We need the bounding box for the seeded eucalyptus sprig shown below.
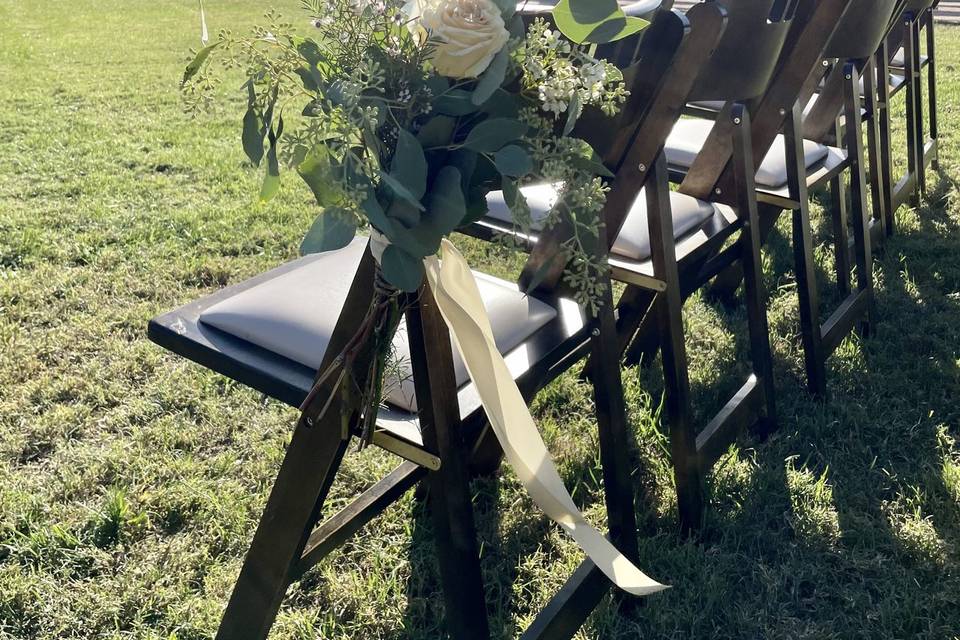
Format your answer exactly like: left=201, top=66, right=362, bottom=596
left=181, top=0, right=643, bottom=311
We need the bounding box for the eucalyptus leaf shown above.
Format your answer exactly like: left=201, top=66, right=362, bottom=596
left=523, top=249, right=568, bottom=297
left=570, top=151, right=614, bottom=178
left=259, top=115, right=284, bottom=203
left=551, top=0, right=647, bottom=44
left=586, top=16, right=648, bottom=44
left=493, top=145, right=533, bottom=177
left=462, top=187, right=491, bottom=225
left=501, top=176, right=520, bottom=208
left=300, top=208, right=357, bottom=254
left=449, top=149, right=478, bottom=191
left=391, top=129, right=428, bottom=200
left=472, top=46, right=510, bottom=106
left=462, top=118, right=528, bottom=152
left=435, top=89, right=480, bottom=116
left=567, top=0, right=619, bottom=23
left=507, top=13, right=526, bottom=39
left=297, top=148, right=338, bottom=206
left=294, top=66, right=321, bottom=93
left=387, top=199, right=421, bottom=228
left=381, top=245, right=425, bottom=292
left=425, top=166, right=466, bottom=235
left=380, top=171, right=426, bottom=211
left=296, top=38, right=324, bottom=65
left=479, top=89, right=520, bottom=119
left=563, top=90, right=582, bottom=137
left=242, top=81, right=265, bottom=166
left=181, top=42, right=220, bottom=87
left=389, top=223, right=439, bottom=258
left=417, top=115, right=455, bottom=148
left=361, top=192, right=395, bottom=236
left=491, top=0, right=516, bottom=20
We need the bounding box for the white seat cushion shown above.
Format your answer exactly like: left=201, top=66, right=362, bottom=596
left=485, top=184, right=716, bottom=262
left=198, top=239, right=557, bottom=413
left=665, top=118, right=829, bottom=189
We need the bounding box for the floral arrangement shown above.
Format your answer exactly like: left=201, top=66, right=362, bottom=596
left=181, top=0, right=646, bottom=443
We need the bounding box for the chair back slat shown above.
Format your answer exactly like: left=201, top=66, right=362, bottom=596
left=687, top=0, right=796, bottom=102
left=824, top=0, right=907, bottom=59
left=678, top=0, right=853, bottom=201
left=803, top=0, right=907, bottom=141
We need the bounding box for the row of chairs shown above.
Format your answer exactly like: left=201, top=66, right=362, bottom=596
left=148, top=0, right=942, bottom=637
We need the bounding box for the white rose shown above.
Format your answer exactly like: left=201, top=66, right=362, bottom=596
left=408, top=0, right=511, bottom=79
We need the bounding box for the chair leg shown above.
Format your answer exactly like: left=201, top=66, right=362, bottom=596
left=216, top=403, right=352, bottom=639
left=591, top=250, right=641, bottom=562
left=842, top=62, right=876, bottom=338
left=875, top=42, right=896, bottom=236
left=216, top=249, right=382, bottom=640
left=731, top=107, right=777, bottom=437
left=911, top=15, right=926, bottom=198
left=783, top=107, right=828, bottom=397
left=646, top=153, right=703, bottom=534
left=903, top=14, right=921, bottom=207
left=407, top=288, right=491, bottom=640
left=925, top=7, right=939, bottom=172
left=861, top=57, right=887, bottom=243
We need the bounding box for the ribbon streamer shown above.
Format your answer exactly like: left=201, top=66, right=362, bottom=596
left=423, top=239, right=667, bottom=596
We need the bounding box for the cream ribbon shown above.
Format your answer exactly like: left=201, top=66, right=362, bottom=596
left=422, top=238, right=667, bottom=597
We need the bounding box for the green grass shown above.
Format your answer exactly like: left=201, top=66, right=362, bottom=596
left=1, top=1, right=960, bottom=638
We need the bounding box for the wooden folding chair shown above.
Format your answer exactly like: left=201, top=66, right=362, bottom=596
left=884, top=0, right=941, bottom=218
left=641, top=0, right=908, bottom=398
left=470, top=0, right=796, bottom=532
left=148, top=9, right=698, bottom=640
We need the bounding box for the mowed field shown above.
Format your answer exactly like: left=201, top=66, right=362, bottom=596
left=1, top=1, right=960, bottom=638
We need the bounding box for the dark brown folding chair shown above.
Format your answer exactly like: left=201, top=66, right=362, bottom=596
left=642, top=0, right=907, bottom=398
left=883, top=0, right=941, bottom=219
left=148, top=9, right=704, bottom=640
left=471, top=0, right=797, bottom=532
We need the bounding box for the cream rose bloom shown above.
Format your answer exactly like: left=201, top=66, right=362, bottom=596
left=408, top=0, right=511, bottom=79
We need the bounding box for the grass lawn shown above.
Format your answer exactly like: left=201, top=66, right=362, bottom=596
left=1, top=1, right=960, bottom=638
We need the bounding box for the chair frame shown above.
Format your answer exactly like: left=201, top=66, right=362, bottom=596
left=472, top=0, right=789, bottom=532
left=886, top=0, right=941, bottom=219
left=148, top=8, right=710, bottom=639
left=644, top=0, right=908, bottom=397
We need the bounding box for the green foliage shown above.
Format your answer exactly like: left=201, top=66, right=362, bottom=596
left=552, top=0, right=649, bottom=45
left=462, top=117, right=528, bottom=153
left=180, top=1, right=631, bottom=310
left=380, top=244, right=424, bottom=292
left=300, top=208, right=358, bottom=254
left=493, top=145, right=533, bottom=177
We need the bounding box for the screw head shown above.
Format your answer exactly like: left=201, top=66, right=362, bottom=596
left=305, top=416, right=315, bottom=427
left=591, top=328, right=601, bottom=337
left=733, top=117, right=741, bottom=125
left=715, top=187, right=722, bottom=195
left=638, top=163, right=646, bottom=172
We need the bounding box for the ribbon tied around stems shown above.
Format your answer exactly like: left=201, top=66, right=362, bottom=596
left=370, top=230, right=666, bottom=596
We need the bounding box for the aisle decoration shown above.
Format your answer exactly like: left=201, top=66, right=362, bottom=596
left=182, top=0, right=665, bottom=595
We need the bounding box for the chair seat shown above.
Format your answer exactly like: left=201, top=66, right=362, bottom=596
left=891, top=47, right=929, bottom=69
left=665, top=118, right=830, bottom=189
left=485, top=183, right=717, bottom=261
left=199, top=239, right=558, bottom=412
